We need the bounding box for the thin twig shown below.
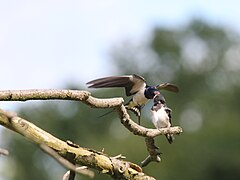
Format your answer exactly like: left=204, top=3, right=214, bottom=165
left=40, top=144, right=94, bottom=178
left=68, top=170, right=76, bottom=180
left=63, top=167, right=88, bottom=180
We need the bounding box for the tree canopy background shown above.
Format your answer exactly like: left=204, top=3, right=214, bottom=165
left=1, top=19, right=240, bottom=180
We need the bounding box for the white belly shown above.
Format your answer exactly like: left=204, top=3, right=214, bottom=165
left=151, top=107, right=171, bottom=129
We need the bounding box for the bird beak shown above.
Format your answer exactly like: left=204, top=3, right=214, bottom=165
left=153, top=91, right=160, bottom=98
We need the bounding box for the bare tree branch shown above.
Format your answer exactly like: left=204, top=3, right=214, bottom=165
left=116, top=104, right=182, bottom=138
left=141, top=138, right=161, bottom=167
left=0, top=89, right=182, bottom=137
left=0, top=109, right=155, bottom=180
left=0, top=89, right=123, bottom=108
left=116, top=103, right=182, bottom=165
left=0, top=89, right=90, bottom=102
left=0, top=89, right=183, bottom=178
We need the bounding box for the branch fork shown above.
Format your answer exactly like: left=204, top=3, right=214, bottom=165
left=0, top=89, right=183, bottom=179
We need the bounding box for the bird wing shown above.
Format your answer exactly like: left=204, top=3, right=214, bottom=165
left=86, top=74, right=146, bottom=96
left=165, top=107, right=172, bottom=124
left=156, top=83, right=179, bottom=93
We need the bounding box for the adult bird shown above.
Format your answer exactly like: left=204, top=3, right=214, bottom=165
left=86, top=74, right=179, bottom=124
left=150, top=94, right=174, bottom=144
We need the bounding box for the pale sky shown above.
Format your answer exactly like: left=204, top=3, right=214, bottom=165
left=1, top=0, right=240, bottom=110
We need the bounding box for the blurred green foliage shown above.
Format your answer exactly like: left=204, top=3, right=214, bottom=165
left=1, top=19, right=240, bottom=179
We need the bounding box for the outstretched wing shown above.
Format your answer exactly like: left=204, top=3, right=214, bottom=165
left=156, top=83, right=179, bottom=93
left=86, top=74, right=146, bottom=96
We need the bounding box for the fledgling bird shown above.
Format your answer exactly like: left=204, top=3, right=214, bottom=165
left=150, top=94, right=174, bottom=144
left=86, top=74, right=179, bottom=124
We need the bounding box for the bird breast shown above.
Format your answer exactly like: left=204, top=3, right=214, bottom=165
left=151, top=107, right=171, bottom=129
left=132, top=88, right=148, bottom=106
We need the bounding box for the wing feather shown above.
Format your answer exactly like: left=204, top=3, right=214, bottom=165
left=86, top=74, right=146, bottom=96
left=156, top=83, right=179, bottom=93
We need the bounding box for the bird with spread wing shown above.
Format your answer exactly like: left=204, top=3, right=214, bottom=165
left=86, top=74, right=179, bottom=124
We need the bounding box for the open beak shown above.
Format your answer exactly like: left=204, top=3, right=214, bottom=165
left=153, top=91, right=160, bottom=98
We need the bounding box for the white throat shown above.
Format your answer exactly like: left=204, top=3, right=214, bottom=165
left=133, top=88, right=148, bottom=106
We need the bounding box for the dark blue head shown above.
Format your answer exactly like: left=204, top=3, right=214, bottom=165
left=144, top=86, right=160, bottom=99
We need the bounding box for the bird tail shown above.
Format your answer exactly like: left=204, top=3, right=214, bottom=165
left=98, top=108, right=115, bottom=118
left=165, top=134, right=174, bottom=144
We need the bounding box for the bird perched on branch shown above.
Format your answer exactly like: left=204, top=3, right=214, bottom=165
left=150, top=94, right=174, bottom=144
left=87, top=74, right=179, bottom=124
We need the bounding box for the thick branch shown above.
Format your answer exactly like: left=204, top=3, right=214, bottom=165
left=0, top=109, right=155, bottom=180
left=0, top=89, right=90, bottom=101
left=0, top=89, right=123, bottom=108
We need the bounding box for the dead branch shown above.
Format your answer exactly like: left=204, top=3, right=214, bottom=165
left=141, top=138, right=161, bottom=167
left=116, top=104, right=182, bottom=164
left=0, top=109, right=155, bottom=180
left=0, top=89, right=90, bottom=102
left=0, top=89, right=123, bottom=108
left=0, top=89, right=183, bottom=179
left=116, top=104, right=182, bottom=138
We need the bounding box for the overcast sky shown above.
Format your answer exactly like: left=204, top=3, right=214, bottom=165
left=1, top=0, right=240, bottom=110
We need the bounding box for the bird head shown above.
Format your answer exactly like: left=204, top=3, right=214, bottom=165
left=153, top=94, right=166, bottom=105
left=144, top=86, right=160, bottom=99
